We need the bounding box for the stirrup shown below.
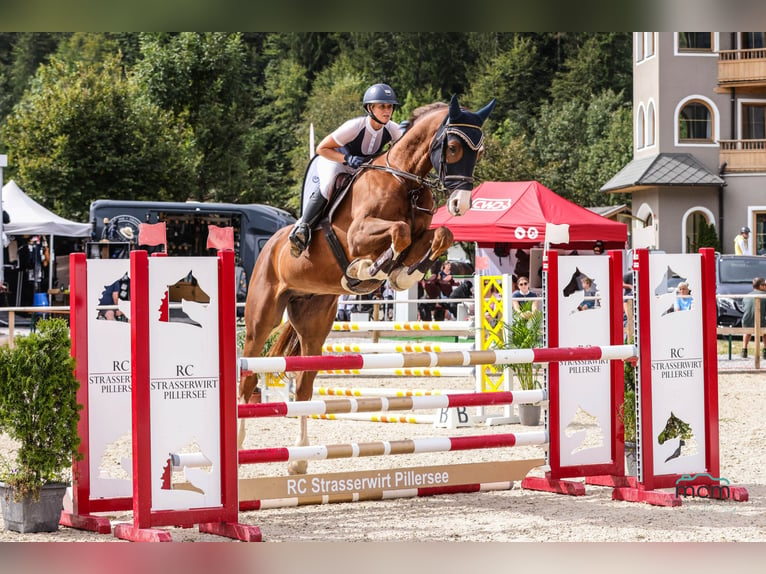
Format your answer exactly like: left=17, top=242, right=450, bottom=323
left=289, top=224, right=310, bottom=257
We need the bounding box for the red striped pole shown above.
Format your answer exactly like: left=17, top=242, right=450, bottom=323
left=240, top=344, right=636, bottom=375
left=237, top=390, right=546, bottom=420
left=236, top=431, right=548, bottom=465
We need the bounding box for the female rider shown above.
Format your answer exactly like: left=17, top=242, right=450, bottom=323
left=289, top=83, right=404, bottom=257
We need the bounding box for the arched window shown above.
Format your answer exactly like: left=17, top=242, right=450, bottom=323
left=634, top=204, right=657, bottom=249
left=679, top=101, right=713, bottom=142
left=637, top=106, right=646, bottom=148
left=647, top=102, right=656, bottom=146
left=683, top=208, right=717, bottom=254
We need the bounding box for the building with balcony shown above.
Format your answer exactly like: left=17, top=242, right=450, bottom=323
left=602, top=32, right=766, bottom=256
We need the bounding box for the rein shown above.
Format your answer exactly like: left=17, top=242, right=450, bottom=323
left=359, top=115, right=485, bottom=212
left=360, top=162, right=444, bottom=208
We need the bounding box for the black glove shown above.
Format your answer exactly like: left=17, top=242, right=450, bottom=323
left=344, top=154, right=365, bottom=169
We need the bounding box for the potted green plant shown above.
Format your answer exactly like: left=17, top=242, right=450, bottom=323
left=501, top=308, right=544, bottom=426
left=0, top=318, right=82, bottom=533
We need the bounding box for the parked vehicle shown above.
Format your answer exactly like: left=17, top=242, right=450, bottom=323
left=89, top=200, right=295, bottom=309
left=715, top=253, right=766, bottom=327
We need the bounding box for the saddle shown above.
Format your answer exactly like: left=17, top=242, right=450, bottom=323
left=299, top=160, right=383, bottom=294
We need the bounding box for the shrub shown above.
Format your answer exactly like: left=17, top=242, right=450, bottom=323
left=0, top=318, right=81, bottom=501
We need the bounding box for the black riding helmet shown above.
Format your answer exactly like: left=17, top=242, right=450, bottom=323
left=363, top=83, right=399, bottom=125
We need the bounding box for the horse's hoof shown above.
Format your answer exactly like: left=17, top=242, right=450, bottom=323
left=237, top=419, right=247, bottom=450
left=348, top=258, right=385, bottom=281
left=288, top=460, right=308, bottom=475
left=389, top=267, right=424, bottom=291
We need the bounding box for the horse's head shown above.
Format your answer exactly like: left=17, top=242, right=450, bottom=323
left=430, top=95, right=496, bottom=216
left=168, top=270, right=211, bottom=304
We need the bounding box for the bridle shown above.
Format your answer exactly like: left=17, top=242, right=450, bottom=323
left=358, top=113, right=485, bottom=214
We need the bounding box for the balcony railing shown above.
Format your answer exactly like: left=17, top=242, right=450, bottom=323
left=719, top=48, right=766, bottom=87
left=720, top=139, right=766, bottom=172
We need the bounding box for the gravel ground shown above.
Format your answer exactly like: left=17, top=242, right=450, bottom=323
left=1, top=370, right=763, bottom=544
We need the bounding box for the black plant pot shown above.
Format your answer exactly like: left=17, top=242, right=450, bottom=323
left=0, top=482, right=67, bottom=533
left=518, top=403, right=541, bottom=426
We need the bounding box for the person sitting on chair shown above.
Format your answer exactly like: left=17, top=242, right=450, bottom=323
left=288, top=83, right=404, bottom=257
left=512, top=276, right=538, bottom=319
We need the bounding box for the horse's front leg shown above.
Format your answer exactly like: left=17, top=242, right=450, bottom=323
left=286, top=294, right=338, bottom=475
left=288, top=371, right=317, bottom=475
left=388, top=226, right=454, bottom=291
left=346, top=217, right=411, bottom=281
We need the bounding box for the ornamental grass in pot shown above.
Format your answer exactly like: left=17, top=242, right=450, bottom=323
left=0, top=318, right=82, bottom=532
left=501, top=308, right=544, bottom=426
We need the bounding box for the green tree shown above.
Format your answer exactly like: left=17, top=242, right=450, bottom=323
left=0, top=32, right=66, bottom=121
left=247, top=53, right=310, bottom=207
left=573, top=96, right=633, bottom=205
left=0, top=55, right=199, bottom=221
left=338, top=33, right=473, bottom=99
left=286, top=57, right=369, bottom=213
left=696, top=219, right=721, bottom=251
left=466, top=35, right=548, bottom=136
left=531, top=90, right=631, bottom=207
left=265, top=33, right=340, bottom=81
left=53, top=33, right=140, bottom=69
left=135, top=32, right=255, bottom=203
left=550, top=33, right=632, bottom=106
left=474, top=123, right=537, bottom=184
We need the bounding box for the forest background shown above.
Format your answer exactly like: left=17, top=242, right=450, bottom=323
left=0, top=32, right=633, bottom=222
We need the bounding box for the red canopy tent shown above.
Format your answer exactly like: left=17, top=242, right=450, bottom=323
left=430, top=180, right=627, bottom=250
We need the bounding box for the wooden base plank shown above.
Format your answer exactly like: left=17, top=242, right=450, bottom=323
left=520, top=475, right=587, bottom=496
left=60, top=511, right=113, bottom=534
left=238, top=459, right=544, bottom=504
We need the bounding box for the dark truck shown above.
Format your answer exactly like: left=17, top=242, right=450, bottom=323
left=715, top=253, right=766, bottom=327
left=89, top=199, right=295, bottom=305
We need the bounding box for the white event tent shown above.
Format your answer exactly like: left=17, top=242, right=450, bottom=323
left=1, top=180, right=91, bottom=297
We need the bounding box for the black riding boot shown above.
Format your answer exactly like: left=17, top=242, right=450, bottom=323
left=289, top=191, right=329, bottom=257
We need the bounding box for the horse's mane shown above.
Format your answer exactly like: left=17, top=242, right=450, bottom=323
left=406, top=101, right=447, bottom=126
left=384, top=101, right=447, bottom=153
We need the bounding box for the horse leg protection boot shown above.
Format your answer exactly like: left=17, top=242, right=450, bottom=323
left=289, top=191, right=329, bottom=257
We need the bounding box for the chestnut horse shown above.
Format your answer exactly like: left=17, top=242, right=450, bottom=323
left=239, top=95, right=495, bottom=473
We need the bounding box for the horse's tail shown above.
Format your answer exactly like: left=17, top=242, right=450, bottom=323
left=265, top=321, right=301, bottom=358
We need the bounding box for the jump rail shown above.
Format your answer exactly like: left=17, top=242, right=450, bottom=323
left=331, top=320, right=473, bottom=332
left=240, top=344, right=637, bottom=375
left=322, top=342, right=474, bottom=353
left=309, top=413, right=436, bottom=424
left=237, top=390, right=546, bottom=419
left=316, top=386, right=457, bottom=397
left=198, top=431, right=550, bottom=466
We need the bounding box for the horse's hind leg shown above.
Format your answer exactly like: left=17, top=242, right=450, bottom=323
left=285, top=294, right=339, bottom=475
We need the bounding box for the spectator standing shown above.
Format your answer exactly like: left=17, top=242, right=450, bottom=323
left=447, top=279, right=474, bottom=320
left=741, top=276, right=766, bottom=359
left=734, top=226, right=752, bottom=255
left=592, top=240, right=605, bottom=255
